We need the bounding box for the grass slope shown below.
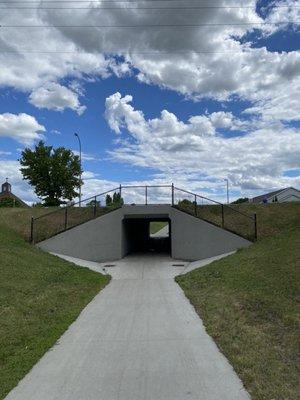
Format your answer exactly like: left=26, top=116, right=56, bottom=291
left=0, top=225, right=110, bottom=399
left=235, top=202, right=300, bottom=238
left=0, top=206, right=119, bottom=243
left=0, top=208, right=50, bottom=241
left=177, top=202, right=300, bottom=240
left=177, top=227, right=300, bottom=400
left=149, top=221, right=168, bottom=234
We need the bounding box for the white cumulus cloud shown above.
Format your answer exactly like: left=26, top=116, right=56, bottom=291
left=0, top=0, right=299, bottom=121
left=0, top=113, right=45, bottom=145
left=105, top=92, right=300, bottom=195
left=29, top=82, right=86, bottom=114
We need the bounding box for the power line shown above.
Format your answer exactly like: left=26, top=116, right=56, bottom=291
left=1, top=5, right=299, bottom=9
left=0, top=49, right=294, bottom=54
left=0, top=50, right=256, bottom=54
left=1, top=22, right=298, bottom=28
left=0, top=0, right=265, bottom=2
left=0, top=0, right=296, bottom=4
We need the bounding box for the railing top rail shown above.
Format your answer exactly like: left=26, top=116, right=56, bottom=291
left=32, top=183, right=254, bottom=222
left=121, top=184, right=172, bottom=189
left=33, top=186, right=120, bottom=221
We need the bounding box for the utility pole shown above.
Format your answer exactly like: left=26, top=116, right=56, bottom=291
left=225, top=178, right=229, bottom=204
left=74, top=132, right=82, bottom=207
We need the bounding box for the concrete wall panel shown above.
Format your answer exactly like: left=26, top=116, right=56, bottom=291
left=38, top=208, right=124, bottom=262
left=170, top=208, right=251, bottom=260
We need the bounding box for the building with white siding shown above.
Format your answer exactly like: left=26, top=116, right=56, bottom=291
left=250, top=187, right=300, bottom=204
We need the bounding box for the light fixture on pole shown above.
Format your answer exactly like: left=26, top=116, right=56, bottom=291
left=225, top=178, right=229, bottom=204
left=74, top=132, right=82, bottom=207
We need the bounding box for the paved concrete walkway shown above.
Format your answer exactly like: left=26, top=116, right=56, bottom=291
left=6, top=254, right=250, bottom=400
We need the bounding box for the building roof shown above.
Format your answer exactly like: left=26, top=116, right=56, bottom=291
left=251, top=187, right=298, bottom=203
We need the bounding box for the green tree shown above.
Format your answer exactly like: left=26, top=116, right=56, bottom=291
left=87, top=199, right=101, bottom=207
left=232, top=197, right=249, bottom=204
left=106, top=194, right=112, bottom=206
left=178, top=199, right=193, bottom=208
left=20, top=141, right=82, bottom=207
left=106, top=192, right=124, bottom=207
left=113, top=192, right=124, bottom=206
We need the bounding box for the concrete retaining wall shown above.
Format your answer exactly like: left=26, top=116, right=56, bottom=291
left=170, top=207, right=250, bottom=260
left=38, top=208, right=124, bottom=262
left=38, top=205, right=251, bottom=262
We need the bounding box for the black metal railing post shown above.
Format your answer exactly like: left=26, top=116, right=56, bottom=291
left=194, top=194, right=197, bottom=216
left=119, top=184, right=122, bottom=198
left=254, top=213, right=257, bottom=241
left=64, top=207, right=68, bottom=231
left=171, top=183, right=174, bottom=206
left=221, top=204, right=224, bottom=228
left=93, top=196, right=97, bottom=217
left=30, top=216, right=34, bottom=244
left=145, top=186, right=148, bottom=205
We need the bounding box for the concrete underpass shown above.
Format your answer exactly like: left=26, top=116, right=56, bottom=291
left=38, top=205, right=251, bottom=262
left=123, top=217, right=171, bottom=256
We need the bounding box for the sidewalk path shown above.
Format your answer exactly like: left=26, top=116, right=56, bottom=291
left=6, top=254, right=250, bottom=400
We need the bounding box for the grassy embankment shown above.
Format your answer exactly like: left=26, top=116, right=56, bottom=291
left=0, top=221, right=110, bottom=399
left=0, top=205, right=118, bottom=243
left=177, top=201, right=300, bottom=240
left=177, top=203, right=300, bottom=400
left=149, top=221, right=168, bottom=234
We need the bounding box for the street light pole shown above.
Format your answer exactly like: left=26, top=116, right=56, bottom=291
left=225, top=178, right=229, bottom=204
left=74, top=133, right=82, bottom=207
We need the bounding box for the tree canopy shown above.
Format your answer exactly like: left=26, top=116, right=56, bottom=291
left=106, top=192, right=124, bottom=207
left=20, top=141, right=82, bottom=206
left=232, top=197, right=249, bottom=204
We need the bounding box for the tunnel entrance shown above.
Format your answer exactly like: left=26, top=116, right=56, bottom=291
left=123, top=217, right=171, bottom=256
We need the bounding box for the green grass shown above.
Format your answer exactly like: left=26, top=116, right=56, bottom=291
left=176, top=202, right=300, bottom=241
left=149, top=221, right=168, bottom=234
left=0, top=224, right=110, bottom=399
left=0, top=208, right=51, bottom=241
left=0, top=205, right=118, bottom=243
left=177, top=226, right=300, bottom=399
left=238, top=202, right=300, bottom=238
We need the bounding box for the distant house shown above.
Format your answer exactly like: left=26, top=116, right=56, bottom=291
left=250, top=187, right=300, bottom=204
left=0, top=179, right=29, bottom=207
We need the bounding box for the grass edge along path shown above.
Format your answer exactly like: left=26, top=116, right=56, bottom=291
left=0, top=225, right=110, bottom=400
left=176, top=228, right=300, bottom=400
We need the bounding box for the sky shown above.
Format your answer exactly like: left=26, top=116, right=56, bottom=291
left=0, top=0, right=299, bottom=205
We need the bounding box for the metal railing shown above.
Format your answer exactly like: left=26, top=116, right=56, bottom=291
left=172, top=186, right=257, bottom=241
left=30, top=187, right=120, bottom=243
left=30, top=183, right=257, bottom=243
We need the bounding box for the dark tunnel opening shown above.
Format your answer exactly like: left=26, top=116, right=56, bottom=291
left=123, top=217, right=171, bottom=256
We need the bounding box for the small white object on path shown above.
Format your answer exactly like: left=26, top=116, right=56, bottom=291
left=5, top=253, right=250, bottom=400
